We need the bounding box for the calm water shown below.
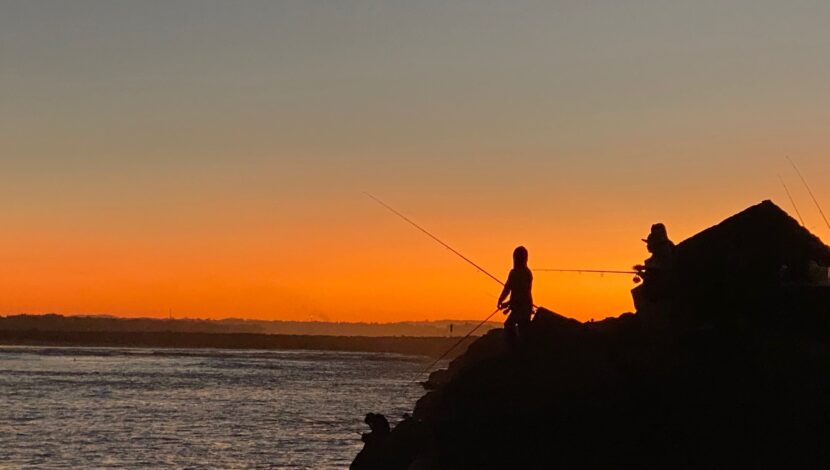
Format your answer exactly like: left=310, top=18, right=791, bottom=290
left=0, top=346, right=434, bottom=469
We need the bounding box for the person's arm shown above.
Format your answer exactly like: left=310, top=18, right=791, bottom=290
left=498, top=270, right=513, bottom=309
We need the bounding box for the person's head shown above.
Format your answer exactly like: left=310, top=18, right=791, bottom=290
left=513, top=246, right=529, bottom=268
left=643, top=223, right=669, bottom=247
left=649, top=223, right=668, bottom=239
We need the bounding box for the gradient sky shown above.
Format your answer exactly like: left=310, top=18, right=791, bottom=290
left=2, top=1, right=829, bottom=322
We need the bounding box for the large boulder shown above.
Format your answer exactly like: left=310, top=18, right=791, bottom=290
left=674, top=200, right=830, bottom=315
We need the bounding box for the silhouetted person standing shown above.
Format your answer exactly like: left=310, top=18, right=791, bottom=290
left=499, top=246, right=534, bottom=349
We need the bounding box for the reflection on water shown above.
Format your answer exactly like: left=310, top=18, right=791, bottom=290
left=0, top=346, right=433, bottom=469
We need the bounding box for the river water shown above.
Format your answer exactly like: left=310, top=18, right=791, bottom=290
left=0, top=346, right=432, bottom=469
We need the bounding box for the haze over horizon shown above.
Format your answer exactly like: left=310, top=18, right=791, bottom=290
left=3, top=1, right=830, bottom=322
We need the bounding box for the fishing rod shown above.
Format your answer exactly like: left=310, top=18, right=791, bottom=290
left=787, top=156, right=830, bottom=232
left=778, top=174, right=806, bottom=226
left=410, top=307, right=501, bottom=384
left=364, top=192, right=504, bottom=286
left=536, top=269, right=637, bottom=275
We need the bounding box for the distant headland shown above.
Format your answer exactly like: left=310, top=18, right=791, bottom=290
left=0, top=314, right=497, bottom=357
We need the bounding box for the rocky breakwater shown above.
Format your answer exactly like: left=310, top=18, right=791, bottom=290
left=352, top=201, right=830, bottom=469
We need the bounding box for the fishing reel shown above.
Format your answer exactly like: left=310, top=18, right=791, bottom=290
left=632, top=265, right=644, bottom=284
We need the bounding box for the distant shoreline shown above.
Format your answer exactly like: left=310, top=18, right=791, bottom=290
left=0, top=330, right=477, bottom=358
left=0, top=313, right=499, bottom=338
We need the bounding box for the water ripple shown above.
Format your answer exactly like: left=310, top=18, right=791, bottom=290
left=0, top=346, right=436, bottom=469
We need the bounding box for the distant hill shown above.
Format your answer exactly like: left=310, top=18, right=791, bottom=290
left=0, top=314, right=499, bottom=337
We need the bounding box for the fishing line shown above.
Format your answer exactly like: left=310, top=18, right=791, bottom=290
left=778, top=174, right=806, bottom=226
left=787, top=156, right=830, bottom=232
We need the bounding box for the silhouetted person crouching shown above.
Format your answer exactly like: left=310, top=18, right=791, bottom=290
left=499, top=246, right=534, bottom=349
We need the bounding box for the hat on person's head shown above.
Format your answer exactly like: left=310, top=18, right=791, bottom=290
left=642, top=223, right=669, bottom=243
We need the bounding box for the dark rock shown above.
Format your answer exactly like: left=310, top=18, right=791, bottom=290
left=352, top=201, right=830, bottom=469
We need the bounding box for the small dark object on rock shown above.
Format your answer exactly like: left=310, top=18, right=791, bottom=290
left=361, top=413, right=390, bottom=444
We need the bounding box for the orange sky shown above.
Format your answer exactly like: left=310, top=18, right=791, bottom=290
left=2, top=2, right=830, bottom=322
left=2, top=178, right=828, bottom=323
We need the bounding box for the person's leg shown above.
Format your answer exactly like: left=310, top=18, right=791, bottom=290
left=504, top=314, right=518, bottom=349
left=517, top=314, right=531, bottom=344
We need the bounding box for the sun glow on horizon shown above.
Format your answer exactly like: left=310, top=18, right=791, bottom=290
left=2, top=2, right=830, bottom=323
